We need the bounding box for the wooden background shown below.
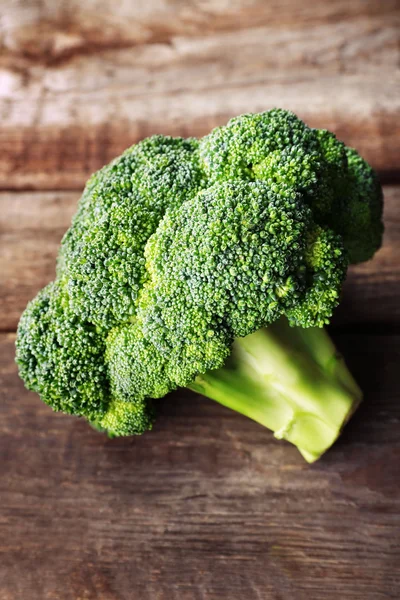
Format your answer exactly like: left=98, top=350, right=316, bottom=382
left=1, top=1, right=400, bottom=598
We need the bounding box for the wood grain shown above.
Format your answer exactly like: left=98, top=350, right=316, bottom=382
left=0, top=186, right=398, bottom=332
left=3, top=0, right=399, bottom=60
left=1, top=3, right=400, bottom=597
left=1, top=331, right=400, bottom=599
left=0, top=192, right=77, bottom=331
left=1, top=10, right=399, bottom=189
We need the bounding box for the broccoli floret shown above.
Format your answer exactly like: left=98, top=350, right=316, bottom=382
left=92, top=397, right=155, bottom=437
left=285, top=225, right=347, bottom=327
left=16, top=281, right=109, bottom=419
left=200, top=110, right=343, bottom=222
left=59, top=136, right=205, bottom=328
left=16, top=281, right=154, bottom=434
left=106, top=322, right=173, bottom=401
left=200, top=109, right=383, bottom=262
left=16, top=109, right=383, bottom=460
left=333, top=148, right=384, bottom=263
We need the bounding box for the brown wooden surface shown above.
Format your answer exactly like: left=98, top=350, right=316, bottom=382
left=1, top=332, right=400, bottom=599
left=1, top=1, right=400, bottom=598
left=1, top=2, right=399, bottom=189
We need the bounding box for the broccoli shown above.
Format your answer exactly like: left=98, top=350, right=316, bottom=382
left=58, top=136, right=205, bottom=328
left=16, top=109, right=383, bottom=462
left=16, top=281, right=154, bottom=436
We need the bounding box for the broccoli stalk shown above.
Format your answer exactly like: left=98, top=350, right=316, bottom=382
left=189, top=319, right=361, bottom=462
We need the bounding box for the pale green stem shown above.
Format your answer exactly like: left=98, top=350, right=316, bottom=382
left=189, top=318, right=362, bottom=462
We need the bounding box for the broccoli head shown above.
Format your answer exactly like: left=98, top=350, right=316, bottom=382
left=16, top=110, right=383, bottom=461
left=111, top=181, right=346, bottom=397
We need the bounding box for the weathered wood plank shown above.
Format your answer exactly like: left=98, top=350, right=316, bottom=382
left=3, top=0, right=399, bottom=60
left=1, top=14, right=399, bottom=189
left=0, top=192, right=77, bottom=331
left=1, top=331, right=400, bottom=599
left=0, top=186, right=398, bottom=331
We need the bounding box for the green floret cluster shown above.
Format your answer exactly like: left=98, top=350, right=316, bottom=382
left=16, top=281, right=109, bottom=420
left=58, top=136, right=205, bottom=328
left=200, top=109, right=382, bottom=262
left=127, top=181, right=346, bottom=397
left=16, top=109, right=383, bottom=461
left=16, top=281, right=153, bottom=435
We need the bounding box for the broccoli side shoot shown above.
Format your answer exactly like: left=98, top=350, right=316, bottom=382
left=59, top=136, right=205, bottom=329
left=333, top=148, right=384, bottom=263
left=16, top=282, right=154, bottom=436
left=16, top=282, right=109, bottom=419
left=200, top=109, right=383, bottom=263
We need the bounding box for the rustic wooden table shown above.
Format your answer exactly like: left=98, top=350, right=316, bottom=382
left=1, top=1, right=400, bottom=598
